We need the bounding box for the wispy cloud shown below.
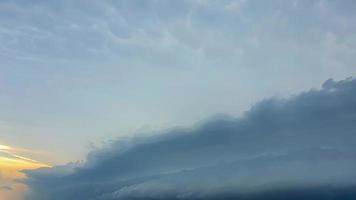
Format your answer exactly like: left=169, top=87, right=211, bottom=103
left=0, top=144, right=50, bottom=200
left=0, top=144, right=50, bottom=167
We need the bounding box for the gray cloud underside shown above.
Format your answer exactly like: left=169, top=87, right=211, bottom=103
left=24, top=77, right=356, bottom=200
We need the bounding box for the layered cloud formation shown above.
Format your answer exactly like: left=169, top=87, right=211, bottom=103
left=24, top=77, right=356, bottom=200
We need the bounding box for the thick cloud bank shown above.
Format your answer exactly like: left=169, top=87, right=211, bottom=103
left=25, top=78, right=356, bottom=200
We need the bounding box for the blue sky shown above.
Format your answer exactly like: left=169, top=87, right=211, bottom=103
left=1, top=0, right=356, bottom=164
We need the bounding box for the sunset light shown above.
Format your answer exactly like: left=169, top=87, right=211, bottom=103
left=0, top=143, right=50, bottom=200
left=0, top=144, right=11, bottom=150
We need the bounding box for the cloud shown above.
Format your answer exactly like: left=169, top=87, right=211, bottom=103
left=0, top=144, right=50, bottom=168
left=1, top=0, right=356, bottom=70
left=0, top=186, right=13, bottom=191
left=24, top=77, right=356, bottom=200
left=1, top=0, right=356, bottom=164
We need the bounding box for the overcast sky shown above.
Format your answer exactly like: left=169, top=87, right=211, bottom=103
left=1, top=0, right=356, bottom=164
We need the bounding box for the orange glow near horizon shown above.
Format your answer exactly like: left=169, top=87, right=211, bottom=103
left=0, top=143, right=50, bottom=200
left=0, top=144, right=11, bottom=150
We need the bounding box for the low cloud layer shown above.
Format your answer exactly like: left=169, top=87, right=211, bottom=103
left=25, top=77, right=356, bottom=200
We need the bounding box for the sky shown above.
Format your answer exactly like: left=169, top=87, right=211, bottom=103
left=24, top=77, right=356, bottom=200
left=0, top=0, right=356, bottom=200
left=0, top=144, right=49, bottom=200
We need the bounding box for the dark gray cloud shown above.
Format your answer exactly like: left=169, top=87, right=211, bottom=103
left=24, top=77, right=356, bottom=200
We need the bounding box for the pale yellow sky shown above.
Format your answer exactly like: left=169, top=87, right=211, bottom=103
left=0, top=144, right=50, bottom=200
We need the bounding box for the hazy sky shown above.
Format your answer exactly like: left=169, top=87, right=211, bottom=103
left=1, top=0, right=356, bottom=166
left=1, top=1, right=356, bottom=200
